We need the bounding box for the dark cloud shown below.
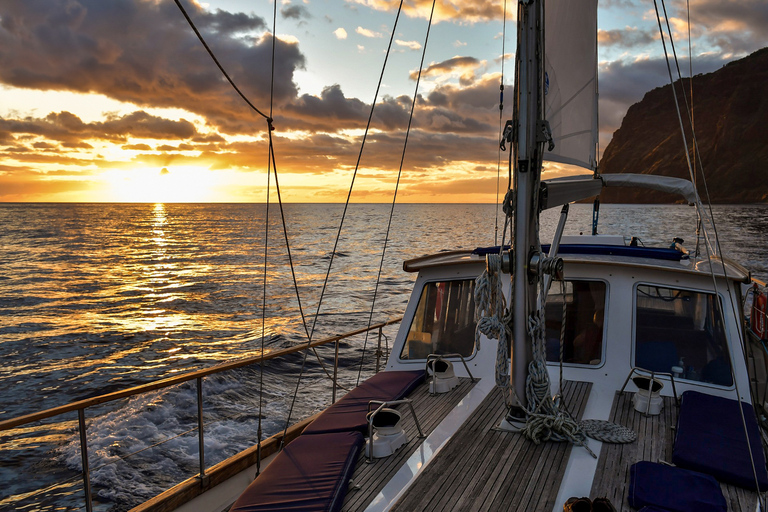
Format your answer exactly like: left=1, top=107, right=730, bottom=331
left=0, top=0, right=304, bottom=133
left=597, top=53, right=728, bottom=151
left=412, top=56, right=481, bottom=80
left=281, top=5, right=311, bottom=20
left=686, top=0, right=768, bottom=55
left=598, top=28, right=655, bottom=48
left=0, top=110, right=198, bottom=143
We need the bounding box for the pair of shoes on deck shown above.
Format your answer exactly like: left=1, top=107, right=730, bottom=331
left=564, top=497, right=616, bottom=512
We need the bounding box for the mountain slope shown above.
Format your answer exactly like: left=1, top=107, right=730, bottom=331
left=599, top=48, right=768, bottom=203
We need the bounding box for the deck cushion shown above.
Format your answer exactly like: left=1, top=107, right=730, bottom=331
left=303, top=370, right=425, bottom=435
left=230, top=431, right=364, bottom=512
left=628, top=461, right=726, bottom=512
left=672, top=390, right=768, bottom=491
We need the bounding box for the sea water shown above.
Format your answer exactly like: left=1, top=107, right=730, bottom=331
left=1, top=202, right=767, bottom=511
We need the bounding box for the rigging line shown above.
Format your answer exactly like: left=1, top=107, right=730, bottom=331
left=495, top=0, right=509, bottom=246
left=279, top=0, right=407, bottom=441
left=173, top=0, right=269, bottom=120
left=355, top=0, right=438, bottom=386
left=656, top=0, right=715, bottom=258
left=257, top=0, right=279, bottom=475
left=654, top=2, right=763, bottom=503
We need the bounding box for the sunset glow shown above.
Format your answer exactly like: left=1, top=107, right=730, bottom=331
left=0, top=0, right=765, bottom=203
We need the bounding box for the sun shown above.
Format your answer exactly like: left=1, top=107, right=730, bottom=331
left=103, top=166, right=223, bottom=202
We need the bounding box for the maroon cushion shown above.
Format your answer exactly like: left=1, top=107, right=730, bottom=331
left=230, top=431, right=364, bottom=512
left=303, top=370, right=425, bottom=435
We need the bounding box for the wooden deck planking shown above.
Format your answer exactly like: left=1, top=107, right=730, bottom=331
left=590, top=392, right=761, bottom=512
left=391, top=380, right=593, bottom=512
left=341, top=378, right=476, bottom=511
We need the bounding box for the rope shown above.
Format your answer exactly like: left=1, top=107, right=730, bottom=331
left=355, top=0, right=437, bottom=386
left=474, top=253, right=512, bottom=388
left=579, top=419, right=637, bottom=444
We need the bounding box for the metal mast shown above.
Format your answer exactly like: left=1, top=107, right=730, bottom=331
left=509, top=0, right=546, bottom=412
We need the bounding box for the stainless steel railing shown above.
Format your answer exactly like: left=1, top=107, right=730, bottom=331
left=0, top=317, right=402, bottom=512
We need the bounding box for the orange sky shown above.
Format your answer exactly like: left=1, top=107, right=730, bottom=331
left=1, top=0, right=765, bottom=203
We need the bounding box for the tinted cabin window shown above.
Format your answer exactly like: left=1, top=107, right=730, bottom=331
left=401, top=279, right=476, bottom=360
left=634, top=285, right=732, bottom=386
left=545, top=281, right=606, bottom=365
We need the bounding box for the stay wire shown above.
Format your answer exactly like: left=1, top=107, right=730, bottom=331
left=175, top=0, right=345, bottom=455
left=355, top=0, right=438, bottom=386
left=495, top=0, right=509, bottom=246
left=280, top=0, right=406, bottom=442
left=173, top=0, right=269, bottom=120
left=654, top=2, right=763, bottom=504
left=256, top=0, right=279, bottom=476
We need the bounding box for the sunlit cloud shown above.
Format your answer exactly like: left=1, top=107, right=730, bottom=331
left=396, top=40, right=422, bottom=50
left=334, top=27, right=348, bottom=39
left=356, top=26, right=383, bottom=38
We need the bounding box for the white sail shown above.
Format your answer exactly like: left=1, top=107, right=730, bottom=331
left=543, top=0, right=599, bottom=170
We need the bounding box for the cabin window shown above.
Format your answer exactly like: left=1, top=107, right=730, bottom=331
left=545, top=280, right=607, bottom=365
left=400, top=279, right=476, bottom=360
left=634, top=285, right=732, bottom=386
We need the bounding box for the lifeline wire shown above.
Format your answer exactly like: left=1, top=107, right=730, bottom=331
left=355, top=0, right=438, bottom=386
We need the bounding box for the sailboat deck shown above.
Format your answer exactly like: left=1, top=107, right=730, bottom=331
left=342, top=377, right=477, bottom=511
left=387, top=380, right=592, bottom=512
left=591, top=392, right=761, bottom=511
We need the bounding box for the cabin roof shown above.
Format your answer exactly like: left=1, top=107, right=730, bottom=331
left=403, top=245, right=751, bottom=283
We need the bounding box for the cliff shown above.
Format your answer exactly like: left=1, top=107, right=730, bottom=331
left=599, top=47, right=768, bottom=203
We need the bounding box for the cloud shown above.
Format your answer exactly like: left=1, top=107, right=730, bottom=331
left=411, top=56, right=484, bottom=87
left=0, top=111, right=198, bottom=144
left=356, top=26, right=383, bottom=38
left=396, top=39, right=422, bottom=50
left=348, top=0, right=503, bottom=23
left=686, top=0, right=768, bottom=55
left=334, top=27, right=348, bottom=39
left=0, top=0, right=305, bottom=134
left=598, top=27, right=655, bottom=48
left=281, top=5, right=311, bottom=20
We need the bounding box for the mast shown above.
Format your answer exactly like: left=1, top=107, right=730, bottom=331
left=509, top=0, right=546, bottom=412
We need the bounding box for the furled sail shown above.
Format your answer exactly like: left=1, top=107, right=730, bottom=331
left=543, top=0, right=598, bottom=170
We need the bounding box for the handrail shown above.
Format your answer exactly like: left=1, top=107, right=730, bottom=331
left=0, top=316, right=402, bottom=432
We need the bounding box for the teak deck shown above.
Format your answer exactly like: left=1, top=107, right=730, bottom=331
left=342, top=377, right=477, bottom=511
left=591, top=392, right=761, bottom=511
left=386, top=380, right=592, bottom=512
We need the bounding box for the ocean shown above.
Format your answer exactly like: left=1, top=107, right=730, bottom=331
left=1, top=202, right=767, bottom=511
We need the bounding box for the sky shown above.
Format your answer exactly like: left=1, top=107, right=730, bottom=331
left=0, top=0, right=766, bottom=203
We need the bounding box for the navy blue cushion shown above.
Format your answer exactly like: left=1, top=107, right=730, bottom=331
left=230, top=431, right=364, bottom=512
left=629, top=461, right=726, bottom=512
left=672, top=390, right=768, bottom=491
left=303, top=370, right=425, bottom=435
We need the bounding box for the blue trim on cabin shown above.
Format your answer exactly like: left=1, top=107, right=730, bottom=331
left=473, top=244, right=688, bottom=261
